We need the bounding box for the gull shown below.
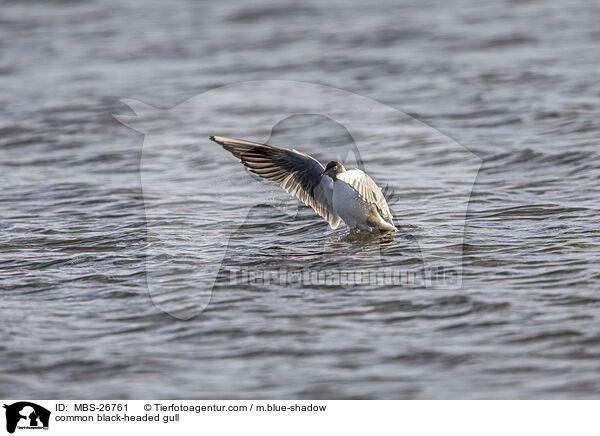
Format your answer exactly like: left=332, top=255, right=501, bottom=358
left=210, top=136, right=398, bottom=233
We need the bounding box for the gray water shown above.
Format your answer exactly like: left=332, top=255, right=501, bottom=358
left=1, top=0, right=599, bottom=399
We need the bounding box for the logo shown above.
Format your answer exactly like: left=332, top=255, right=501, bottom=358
left=115, top=80, right=481, bottom=320
left=3, top=402, right=50, bottom=434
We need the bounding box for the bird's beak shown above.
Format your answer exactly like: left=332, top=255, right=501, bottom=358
left=320, top=170, right=325, bottom=177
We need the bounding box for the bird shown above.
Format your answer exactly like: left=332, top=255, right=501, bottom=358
left=210, top=136, right=398, bottom=233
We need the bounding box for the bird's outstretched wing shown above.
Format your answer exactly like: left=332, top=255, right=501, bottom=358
left=210, top=136, right=341, bottom=229
left=337, top=168, right=394, bottom=224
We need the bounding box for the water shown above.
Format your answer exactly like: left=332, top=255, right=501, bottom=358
left=1, top=0, right=599, bottom=399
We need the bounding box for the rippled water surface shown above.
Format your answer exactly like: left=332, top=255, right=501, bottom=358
left=1, top=0, right=599, bottom=398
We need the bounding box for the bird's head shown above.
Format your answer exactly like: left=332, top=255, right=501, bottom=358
left=320, top=161, right=345, bottom=180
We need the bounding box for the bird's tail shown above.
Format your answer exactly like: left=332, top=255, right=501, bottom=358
left=380, top=221, right=398, bottom=233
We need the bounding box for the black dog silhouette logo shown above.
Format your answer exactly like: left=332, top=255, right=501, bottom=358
left=3, top=402, right=50, bottom=434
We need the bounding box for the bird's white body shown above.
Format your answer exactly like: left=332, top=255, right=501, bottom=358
left=332, top=174, right=397, bottom=232
left=333, top=179, right=372, bottom=231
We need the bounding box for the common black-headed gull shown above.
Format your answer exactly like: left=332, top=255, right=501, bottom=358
left=210, top=136, right=398, bottom=233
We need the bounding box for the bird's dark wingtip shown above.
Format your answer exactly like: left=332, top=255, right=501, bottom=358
left=209, top=135, right=216, bottom=142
